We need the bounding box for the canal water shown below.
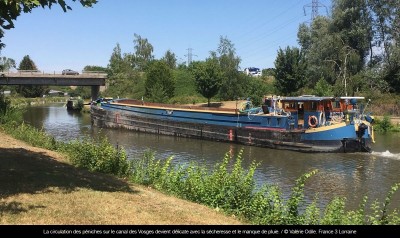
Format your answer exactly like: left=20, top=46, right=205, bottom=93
left=23, top=103, right=400, bottom=210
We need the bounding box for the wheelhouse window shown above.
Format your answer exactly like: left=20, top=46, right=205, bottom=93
left=333, top=100, right=341, bottom=109
left=311, top=102, right=317, bottom=110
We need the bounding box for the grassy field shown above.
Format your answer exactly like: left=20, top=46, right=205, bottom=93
left=0, top=130, right=243, bottom=225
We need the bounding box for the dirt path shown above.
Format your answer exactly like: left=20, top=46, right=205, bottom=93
left=0, top=130, right=242, bottom=225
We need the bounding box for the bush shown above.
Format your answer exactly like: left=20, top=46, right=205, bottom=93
left=61, top=137, right=130, bottom=177
left=0, top=94, right=24, bottom=125
left=374, top=115, right=393, bottom=133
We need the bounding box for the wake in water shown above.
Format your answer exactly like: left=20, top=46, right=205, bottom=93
left=371, top=150, right=400, bottom=160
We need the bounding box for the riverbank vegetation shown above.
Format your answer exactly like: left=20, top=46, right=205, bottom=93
left=9, top=96, right=67, bottom=106
left=374, top=116, right=400, bottom=133
left=1, top=95, right=399, bottom=225
left=0, top=129, right=237, bottom=224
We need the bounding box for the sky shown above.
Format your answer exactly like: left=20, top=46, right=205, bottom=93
left=1, top=0, right=331, bottom=73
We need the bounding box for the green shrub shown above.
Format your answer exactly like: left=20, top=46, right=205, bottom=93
left=374, top=115, right=393, bottom=133
left=61, top=137, right=130, bottom=177
left=0, top=94, right=24, bottom=125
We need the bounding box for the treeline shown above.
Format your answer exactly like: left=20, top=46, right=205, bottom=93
left=1, top=1, right=399, bottom=111
left=100, top=0, right=400, bottom=109
left=275, top=0, right=400, bottom=98
left=103, top=35, right=274, bottom=106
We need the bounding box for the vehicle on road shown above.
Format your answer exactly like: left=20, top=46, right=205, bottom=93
left=62, top=69, right=79, bottom=75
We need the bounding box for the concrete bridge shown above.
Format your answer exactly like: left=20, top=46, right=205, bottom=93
left=0, top=71, right=106, bottom=101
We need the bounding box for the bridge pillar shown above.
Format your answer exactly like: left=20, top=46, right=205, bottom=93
left=91, top=85, right=100, bottom=101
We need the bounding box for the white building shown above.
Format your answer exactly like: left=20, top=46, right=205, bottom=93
left=244, top=67, right=262, bottom=77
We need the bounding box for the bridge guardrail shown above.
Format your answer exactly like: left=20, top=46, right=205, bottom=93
left=16, top=70, right=42, bottom=74
left=0, top=70, right=107, bottom=75
left=1, top=70, right=107, bottom=77
left=1, top=70, right=46, bottom=75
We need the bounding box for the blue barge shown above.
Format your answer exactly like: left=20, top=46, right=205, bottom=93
left=90, top=96, right=374, bottom=153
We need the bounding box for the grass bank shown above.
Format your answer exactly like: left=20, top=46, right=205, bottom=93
left=0, top=129, right=242, bottom=225
left=2, top=121, right=400, bottom=225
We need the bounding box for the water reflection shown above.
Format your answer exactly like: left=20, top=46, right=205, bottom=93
left=23, top=104, right=400, bottom=210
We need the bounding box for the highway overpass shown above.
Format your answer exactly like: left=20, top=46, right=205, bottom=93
left=0, top=71, right=106, bottom=101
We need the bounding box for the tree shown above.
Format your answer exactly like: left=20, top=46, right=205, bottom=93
left=0, top=56, right=16, bottom=93
left=161, top=50, right=177, bottom=70
left=0, top=0, right=97, bottom=50
left=297, top=23, right=312, bottom=54
left=382, top=46, right=400, bottom=92
left=19, top=55, right=37, bottom=70
left=17, top=55, right=48, bottom=97
left=331, top=0, right=373, bottom=71
left=298, top=1, right=374, bottom=90
left=295, top=0, right=400, bottom=94
left=324, top=42, right=359, bottom=96
left=242, top=75, right=273, bottom=106
left=262, top=68, right=275, bottom=77
left=174, top=67, right=197, bottom=98
left=83, top=65, right=106, bottom=72
left=367, top=0, right=399, bottom=63
left=298, top=17, right=339, bottom=86
left=107, top=43, right=127, bottom=77
left=105, top=43, right=142, bottom=99
left=313, top=78, right=333, bottom=96
left=145, top=60, right=174, bottom=102
left=190, top=58, right=223, bottom=107
left=274, top=47, right=307, bottom=95
left=131, top=33, right=154, bottom=71
left=210, top=36, right=242, bottom=100
left=70, top=86, right=91, bottom=99
left=0, top=56, right=16, bottom=71
left=367, top=0, right=400, bottom=93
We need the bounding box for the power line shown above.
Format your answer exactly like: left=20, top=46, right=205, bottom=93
left=232, top=0, right=307, bottom=46
left=236, top=15, right=303, bottom=53
left=185, top=48, right=197, bottom=66
left=303, top=0, right=328, bottom=22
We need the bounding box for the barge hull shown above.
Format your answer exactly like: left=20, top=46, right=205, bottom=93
left=90, top=106, right=365, bottom=153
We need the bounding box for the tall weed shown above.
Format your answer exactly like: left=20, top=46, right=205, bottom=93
left=128, top=150, right=400, bottom=225
left=3, top=122, right=59, bottom=150
left=61, top=137, right=130, bottom=177
left=0, top=94, right=24, bottom=125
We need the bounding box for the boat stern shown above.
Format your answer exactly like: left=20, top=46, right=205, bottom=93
left=302, top=120, right=374, bottom=152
